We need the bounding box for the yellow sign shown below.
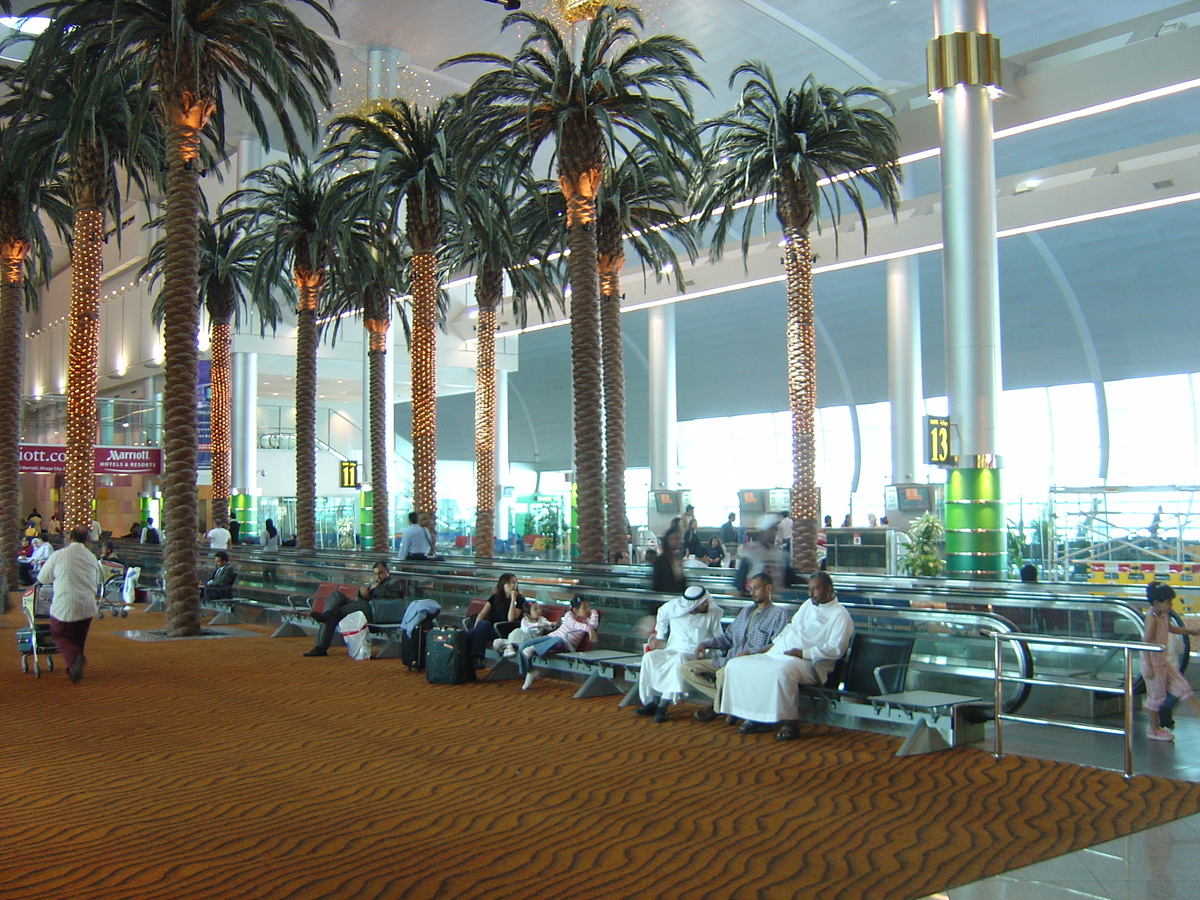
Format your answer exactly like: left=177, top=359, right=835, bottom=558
left=339, top=460, right=359, bottom=489
left=925, top=416, right=952, bottom=466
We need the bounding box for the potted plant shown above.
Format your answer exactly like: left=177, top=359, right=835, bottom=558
left=898, top=512, right=945, bottom=577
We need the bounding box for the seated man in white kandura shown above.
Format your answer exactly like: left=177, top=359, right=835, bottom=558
left=719, top=571, right=854, bottom=741
left=633, top=585, right=725, bottom=723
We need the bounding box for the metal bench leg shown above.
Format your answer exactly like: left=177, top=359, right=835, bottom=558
left=573, top=671, right=624, bottom=699
left=206, top=606, right=243, bottom=626
left=619, top=681, right=648, bottom=710
left=373, top=633, right=403, bottom=659
left=143, top=594, right=165, bottom=613
left=484, top=657, right=522, bottom=681
left=894, top=718, right=952, bottom=757
left=270, top=620, right=311, bottom=638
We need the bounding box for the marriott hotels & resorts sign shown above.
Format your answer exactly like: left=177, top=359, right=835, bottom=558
left=19, top=445, right=164, bottom=475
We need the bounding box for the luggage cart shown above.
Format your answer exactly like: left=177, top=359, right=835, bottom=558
left=18, top=585, right=56, bottom=677
left=97, top=563, right=133, bottom=619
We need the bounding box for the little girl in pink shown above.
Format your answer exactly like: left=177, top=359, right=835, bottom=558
left=1142, top=581, right=1200, bottom=741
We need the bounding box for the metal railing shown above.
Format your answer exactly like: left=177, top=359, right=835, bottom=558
left=992, top=632, right=1161, bottom=779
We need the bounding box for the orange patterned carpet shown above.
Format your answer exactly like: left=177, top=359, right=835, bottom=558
left=3, top=605, right=1199, bottom=900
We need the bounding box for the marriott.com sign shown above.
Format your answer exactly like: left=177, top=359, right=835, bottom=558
left=19, top=445, right=163, bottom=475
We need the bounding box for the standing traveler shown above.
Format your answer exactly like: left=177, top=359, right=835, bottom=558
left=37, top=528, right=102, bottom=684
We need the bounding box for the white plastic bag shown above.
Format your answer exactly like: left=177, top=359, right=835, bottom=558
left=338, top=611, right=372, bottom=661
left=122, top=567, right=141, bottom=606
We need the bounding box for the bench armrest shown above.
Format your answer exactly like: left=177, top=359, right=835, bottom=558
left=873, top=663, right=911, bottom=697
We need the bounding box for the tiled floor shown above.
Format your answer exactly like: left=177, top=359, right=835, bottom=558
left=918, top=714, right=1200, bottom=899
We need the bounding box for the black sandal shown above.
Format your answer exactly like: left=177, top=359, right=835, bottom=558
left=775, top=723, right=799, bottom=741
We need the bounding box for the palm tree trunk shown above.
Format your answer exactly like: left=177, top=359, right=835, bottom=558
left=63, top=206, right=104, bottom=534
left=472, top=264, right=502, bottom=558
left=365, top=315, right=390, bottom=552
left=785, top=230, right=819, bottom=574
left=410, top=250, right=438, bottom=519
left=563, top=190, right=605, bottom=564
left=209, top=316, right=232, bottom=531
left=599, top=223, right=627, bottom=564
left=0, top=223, right=28, bottom=594
left=160, top=92, right=213, bottom=637
left=294, top=272, right=321, bottom=550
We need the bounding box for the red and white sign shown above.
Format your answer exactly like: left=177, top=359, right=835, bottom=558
left=19, top=445, right=163, bottom=475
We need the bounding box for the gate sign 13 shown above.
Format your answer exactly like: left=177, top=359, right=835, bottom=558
left=924, top=416, right=952, bottom=465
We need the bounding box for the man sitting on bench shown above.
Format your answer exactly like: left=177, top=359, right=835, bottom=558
left=633, top=585, right=725, bottom=723
left=719, top=572, right=853, bottom=741
left=303, top=560, right=405, bottom=658
left=200, top=551, right=237, bottom=601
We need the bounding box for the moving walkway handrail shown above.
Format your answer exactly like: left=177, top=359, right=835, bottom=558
left=991, top=632, right=1161, bottom=779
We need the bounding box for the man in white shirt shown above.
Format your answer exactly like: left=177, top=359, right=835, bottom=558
left=399, top=512, right=433, bottom=560
left=206, top=523, right=231, bottom=550
left=29, top=537, right=53, bottom=575
left=89, top=519, right=102, bottom=543
left=37, top=528, right=102, bottom=684
left=719, top=572, right=854, bottom=740
left=776, top=510, right=793, bottom=554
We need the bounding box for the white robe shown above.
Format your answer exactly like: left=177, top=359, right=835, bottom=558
left=639, top=609, right=725, bottom=703
left=719, top=600, right=854, bottom=724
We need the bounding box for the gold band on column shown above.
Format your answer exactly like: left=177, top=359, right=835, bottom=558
left=926, top=32, right=1002, bottom=95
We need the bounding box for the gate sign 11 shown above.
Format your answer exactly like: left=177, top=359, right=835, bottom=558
left=924, top=416, right=953, bottom=466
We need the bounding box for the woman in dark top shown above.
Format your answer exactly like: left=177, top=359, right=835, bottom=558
left=651, top=528, right=687, bottom=594
left=466, top=572, right=525, bottom=665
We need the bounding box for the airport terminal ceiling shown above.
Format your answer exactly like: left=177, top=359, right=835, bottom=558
left=9, top=1, right=1200, bottom=471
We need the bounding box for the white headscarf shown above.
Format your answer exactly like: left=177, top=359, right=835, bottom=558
left=654, top=585, right=723, bottom=641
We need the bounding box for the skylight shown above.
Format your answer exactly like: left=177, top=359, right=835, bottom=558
left=0, top=16, right=51, bottom=35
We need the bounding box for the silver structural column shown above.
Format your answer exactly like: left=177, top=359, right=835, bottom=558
left=231, top=352, right=258, bottom=494
left=934, top=0, right=1002, bottom=460
left=887, top=254, right=923, bottom=483
left=932, top=0, right=1006, bottom=578
left=495, top=369, right=510, bottom=544
left=647, top=305, right=677, bottom=491
left=235, top=138, right=261, bottom=190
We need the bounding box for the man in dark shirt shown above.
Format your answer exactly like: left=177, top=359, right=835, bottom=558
left=303, top=560, right=406, bottom=658
left=200, top=551, right=237, bottom=601
left=720, top=513, right=738, bottom=544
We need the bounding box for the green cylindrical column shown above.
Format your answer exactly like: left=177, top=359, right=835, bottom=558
left=231, top=494, right=257, bottom=544
left=945, top=467, right=1006, bottom=579
left=360, top=490, right=374, bottom=551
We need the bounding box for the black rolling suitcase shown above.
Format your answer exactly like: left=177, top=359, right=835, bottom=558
left=426, top=627, right=475, bottom=684
left=401, top=612, right=437, bottom=671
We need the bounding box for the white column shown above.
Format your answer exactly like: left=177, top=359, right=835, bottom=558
left=887, top=254, right=923, bottom=482
left=495, top=369, right=510, bottom=543
left=935, top=0, right=1002, bottom=460
left=235, top=138, right=261, bottom=190
left=648, top=305, right=677, bottom=491
left=231, top=352, right=258, bottom=493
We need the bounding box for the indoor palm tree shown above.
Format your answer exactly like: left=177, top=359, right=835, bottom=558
left=319, top=192, right=408, bottom=553
left=324, top=97, right=458, bottom=527
left=693, top=64, right=902, bottom=574
left=596, top=143, right=697, bottom=559
left=1, top=56, right=161, bottom=534
left=0, top=126, right=66, bottom=595
left=446, top=162, right=566, bottom=558
left=20, top=0, right=338, bottom=635
left=143, top=215, right=283, bottom=534
left=223, top=157, right=342, bottom=552
left=443, top=3, right=705, bottom=563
